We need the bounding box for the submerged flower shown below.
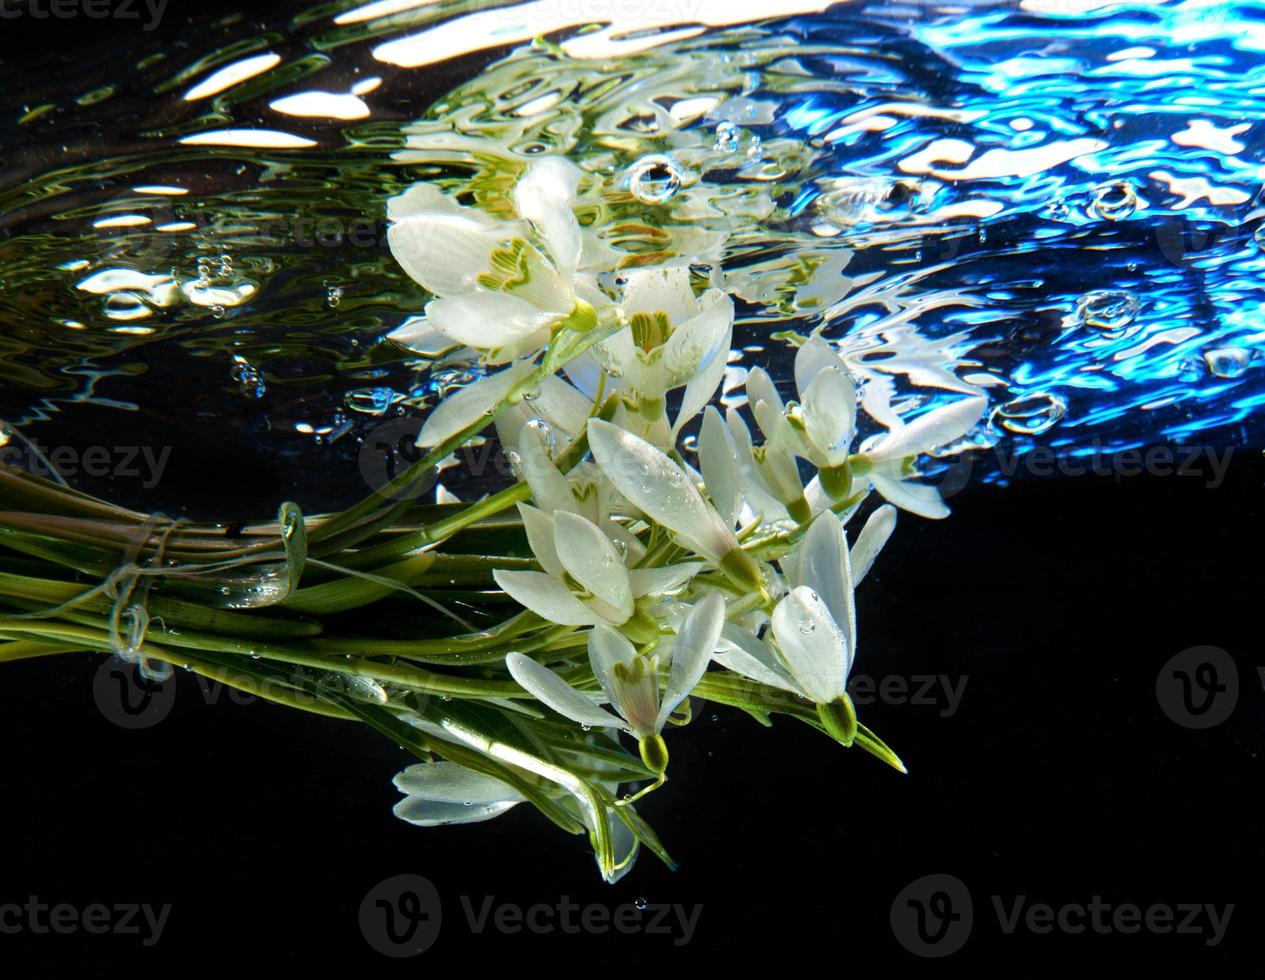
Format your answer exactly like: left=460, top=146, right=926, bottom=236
left=594, top=266, right=734, bottom=442
left=712, top=508, right=894, bottom=743
left=852, top=394, right=987, bottom=518
left=387, top=157, right=605, bottom=364
left=506, top=592, right=725, bottom=773
left=392, top=760, right=525, bottom=826
left=586, top=418, right=763, bottom=591
left=493, top=506, right=700, bottom=628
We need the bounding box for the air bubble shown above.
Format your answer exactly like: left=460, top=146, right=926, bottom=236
left=990, top=392, right=1068, bottom=435
left=625, top=154, right=686, bottom=204
left=1204, top=346, right=1253, bottom=378
left=1075, top=289, right=1140, bottom=333
left=1090, top=180, right=1138, bottom=221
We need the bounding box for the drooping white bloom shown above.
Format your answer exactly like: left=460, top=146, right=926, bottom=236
left=594, top=266, right=734, bottom=441
left=712, top=507, right=895, bottom=704
left=505, top=592, right=725, bottom=743
left=392, top=760, right=525, bottom=826
left=493, top=506, right=700, bottom=627
left=387, top=157, right=605, bottom=364
left=853, top=394, right=987, bottom=518
left=586, top=418, right=742, bottom=568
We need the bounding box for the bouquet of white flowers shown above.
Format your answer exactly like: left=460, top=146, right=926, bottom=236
left=0, top=156, right=985, bottom=881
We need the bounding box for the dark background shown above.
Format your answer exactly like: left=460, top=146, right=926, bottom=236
left=0, top=449, right=1260, bottom=970
left=1, top=0, right=1263, bottom=972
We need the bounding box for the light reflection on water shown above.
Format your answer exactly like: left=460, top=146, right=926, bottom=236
left=0, top=0, right=1261, bottom=508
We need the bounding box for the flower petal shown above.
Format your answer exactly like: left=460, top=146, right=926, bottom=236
left=657, top=592, right=724, bottom=729
left=506, top=652, right=623, bottom=728
left=662, top=290, right=732, bottom=390
left=517, top=427, right=574, bottom=516
left=493, top=569, right=601, bottom=626
left=712, top=622, right=799, bottom=694
left=517, top=503, right=564, bottom=577
left=771, top=585, right=849, bottom=704
left=587, top=624, right=637, bottom=710
left=513, top=157, right=583, bottom=278
left=587, top=419, right=737, bottom=563
left=393, top=797, right=521, bottom=826
left=794, top=511, right=856, bottom=665
left=425, top=290, right=559, bottom=352
left=870, top=471, right=950, bottom=519
left=629, top=562, right=703, bottom=598
left=553, top=511, right=633, bottom=621
left=387, top=183, right=518, bottom=296
left=393, top=760, right=524, bottom=803
left=622, top=266, right=699, bottom=325
left=416, top=361, right=533, bottom=449
left=699, top=406, right=741, bottom=527
left=869, top=395, right=987, bottom=462
left=851, top=504, right=897, bottom=584
left=794, top=333, right=845, bottom=396
left=800, top=366, right=856, bottom=465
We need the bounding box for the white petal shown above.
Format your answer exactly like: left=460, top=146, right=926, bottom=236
left=794, top=333, right=845, bottom=396
left=514, top=157, right=582, bottom=277
left=506, top=652, right=623, bottom=728
left=493, top=569, right=601, bottom=626
left=657, top=592, right=724, bottom=729
left=425, top=291, right=559, bottom=352
left=800, top=367, right=856, bottom=465
left=794, top=511, right=856, bottom=664
left=517, top=503, right=563, bottom=577
left=870, top=471, right=950, bottom=519
left=869, top=395, right=987, bottom=462
left=387, top=184, right=517, bottom=296
left=518, top=426, right=574, bottom=516
left=771, top=585, right=849, bottom=704
left=587, top=624, right=637, bottom=710
left=587, top=419, right=737, bottom=563
left=621, top=266, right=698, bottom=325
left=672, top=321, right=731, bottom=437
left=416, top=361, right=534, bottom=449
left=745, top=366, right=785, bottom=417
left=629, top=562, right=703, bottom=598
left=393, top=760, right=524, bottom=803
left=393, top=797, right=520, bottom=826
left=699, top=407, right=741, bottom=528
left=385, top=316, right=459, bottom=357
left=553, top=512, right=633, bottom=621
left=851, top=504, right=897, bottom=584
left=662, top=291, right=732, bottom=390
left=531, top=375, right=595, bottom=442
left=712, top=623, right=799, bottom=694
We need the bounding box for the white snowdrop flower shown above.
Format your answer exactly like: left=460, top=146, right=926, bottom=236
left=505, top=592, right=725, bottom=773
left=392, top=760, right=525, bottom=826
left=853, top=394, right=987, bottom=518
left=593, top=266, right=734, bottom=442
left=715, top=507, right=897, bottom=744
left=493, top=506, right=701, bottom=628
left=586, top=418, right=764, bottom=592
left=387, top=156, right=604, bottom=365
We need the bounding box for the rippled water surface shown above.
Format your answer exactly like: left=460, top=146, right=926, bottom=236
left=2, top=0, right=1262, bottom=509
